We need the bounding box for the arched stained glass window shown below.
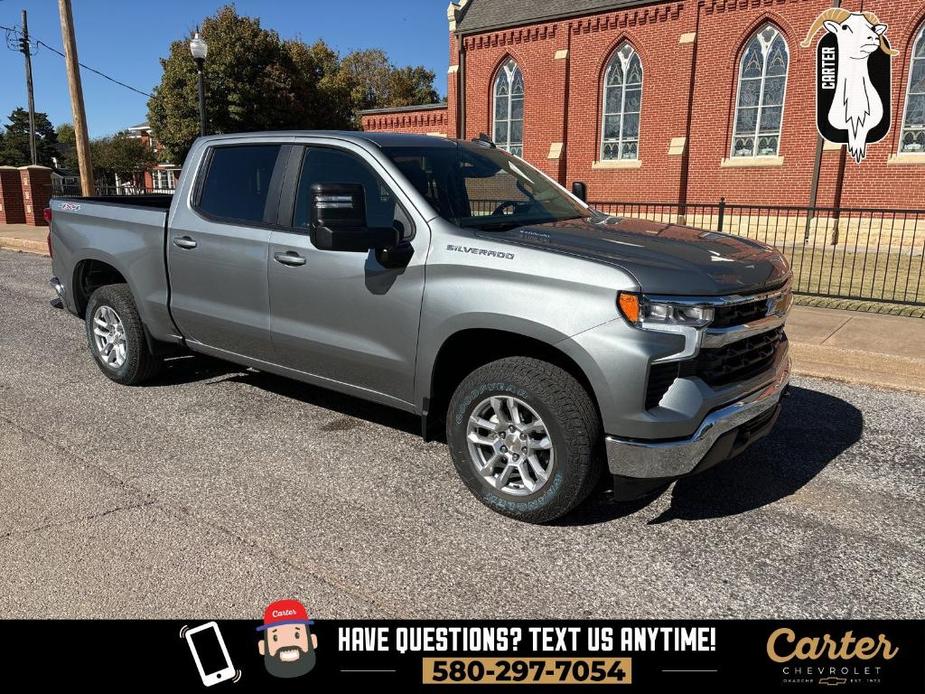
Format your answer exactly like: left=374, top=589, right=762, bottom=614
left=732, top=24, right=789, bottom=158
left=899, top=24, right=925, bottom=153
left=493, top=59, right=524, bottom=156
left=601, top=43, right=643, bottom=160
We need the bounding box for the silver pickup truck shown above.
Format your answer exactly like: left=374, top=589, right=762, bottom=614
left=48, top=131, right=792, bottom=523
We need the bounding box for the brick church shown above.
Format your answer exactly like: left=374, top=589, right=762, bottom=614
left=361, top=0, right=925, bottom=209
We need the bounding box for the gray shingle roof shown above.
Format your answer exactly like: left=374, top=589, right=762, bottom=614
left=456, top=0, right=654, bottom=34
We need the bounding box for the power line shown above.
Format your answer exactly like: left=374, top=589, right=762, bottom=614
left=1, top=23, right=152, bottom=98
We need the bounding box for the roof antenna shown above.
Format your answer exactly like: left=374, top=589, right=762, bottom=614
left=472, top=132, right=497, bottom=148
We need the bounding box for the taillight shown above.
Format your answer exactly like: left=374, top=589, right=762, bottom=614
left=43, top=207, right=52, bottom=224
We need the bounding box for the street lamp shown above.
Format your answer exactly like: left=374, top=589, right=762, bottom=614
left=189, top=31, right=208, bottom=137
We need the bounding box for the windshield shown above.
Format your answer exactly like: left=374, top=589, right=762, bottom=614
left=380, top=141, right=590, bottom=230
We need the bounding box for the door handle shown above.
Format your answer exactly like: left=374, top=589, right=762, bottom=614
left=172, top=235, right=198, bottom=250
left=274, top=251, right=307, bottom=267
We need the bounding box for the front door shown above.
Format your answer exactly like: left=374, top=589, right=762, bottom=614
left=267, top=144, right=428, bottom=405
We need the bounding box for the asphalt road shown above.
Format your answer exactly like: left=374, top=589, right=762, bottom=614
left=1, top=250, right=922, bottom=619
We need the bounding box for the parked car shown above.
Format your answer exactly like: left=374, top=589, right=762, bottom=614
left=47, top=131, right=792, bottom=523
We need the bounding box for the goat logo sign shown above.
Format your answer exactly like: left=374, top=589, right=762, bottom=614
left=801, top=7, right=898, bottom=163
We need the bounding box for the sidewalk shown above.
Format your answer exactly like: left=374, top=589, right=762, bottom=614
left=0, top=223, right=47, bottom=254
left=786, top=306, right=925, bottom=393
left=1, top=226, right=924, bottom=393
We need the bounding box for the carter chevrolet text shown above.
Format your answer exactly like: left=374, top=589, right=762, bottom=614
left=48, top=132, right=792, bottom=522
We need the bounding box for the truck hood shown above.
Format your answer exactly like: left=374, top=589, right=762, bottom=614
left=475, top=215, right=791, bottom=296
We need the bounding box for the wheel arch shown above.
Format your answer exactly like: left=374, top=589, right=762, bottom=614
left=423, top=328, right=602, bottom=440
left=72, top=256, right=129, bottom=318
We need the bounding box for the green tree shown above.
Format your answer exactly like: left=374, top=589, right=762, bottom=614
left=148, top=5, right=440, bottom=162
left=0, top=108, right=59, bottom=167
left=336, top=50, right=439, bottom=117
left=284, top=39, right=353, bottom=129
left=148, top=6, right=306, bottom=163
left=91, top=131, right=156, bottom=183
left=55, top=123, right=79, bottom=172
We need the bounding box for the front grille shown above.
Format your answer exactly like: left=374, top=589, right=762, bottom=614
left=711, top=299, right=769, bottom=328
left=645, top=326, right=786, bottom=409
left=645, top=362, right=680, bottom=409
left=689, top=327, right=785, bottom=387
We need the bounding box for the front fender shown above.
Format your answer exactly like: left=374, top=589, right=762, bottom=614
left=414, top=232, right=638, bottom=412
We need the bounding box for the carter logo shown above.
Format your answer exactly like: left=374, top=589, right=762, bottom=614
left=447, top=244, right=515, bottom=260
left=801, top=6, right=898, bottom=164
left=766, top=628, right=898, bottom=663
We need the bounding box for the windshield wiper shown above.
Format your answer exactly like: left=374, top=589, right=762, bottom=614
left=462, top=219, right=527, bottom=231
left=460, top=214, right=591, bottom=231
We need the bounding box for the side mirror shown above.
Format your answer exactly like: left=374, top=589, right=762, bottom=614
left=571, top=181, right=587, bottom=203
left=310, top=183, right=398, bottom=252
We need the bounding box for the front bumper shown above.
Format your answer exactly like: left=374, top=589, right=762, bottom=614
left=605, top=356, right=790, bottom=479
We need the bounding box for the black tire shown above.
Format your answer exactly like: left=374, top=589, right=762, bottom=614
left=446, top=357, right=603, bottom=523
left=85, top=284, right=161, bottom=385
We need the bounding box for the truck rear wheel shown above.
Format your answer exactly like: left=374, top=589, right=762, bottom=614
left=85, top=284, right=161, bottom=385
left=446, top=357, right=603, bottom=523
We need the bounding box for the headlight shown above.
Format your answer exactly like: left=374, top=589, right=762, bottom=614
left=617, top=292, right=714, bottom=330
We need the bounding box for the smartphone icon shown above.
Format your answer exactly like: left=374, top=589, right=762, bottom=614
left=185, top=621, right=236, bottom=687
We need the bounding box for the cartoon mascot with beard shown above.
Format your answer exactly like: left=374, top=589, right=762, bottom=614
left=257, top=599, right=318, bottom=678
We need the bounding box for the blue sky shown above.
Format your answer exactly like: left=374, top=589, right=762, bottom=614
left=0, top=0, right=449, bottom=137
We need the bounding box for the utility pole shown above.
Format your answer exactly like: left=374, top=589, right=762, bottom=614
left=57, top=0, right=94, bottom=195
left=19, top=9, right=37, bottom=165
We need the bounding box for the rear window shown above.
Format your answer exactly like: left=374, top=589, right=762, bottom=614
left=197, top=145, right=282, bottom=224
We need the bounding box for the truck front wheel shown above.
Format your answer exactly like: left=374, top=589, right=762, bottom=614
left=446, top=357, right=603, bottom=523
left=85, top=284, right=161, bottom=385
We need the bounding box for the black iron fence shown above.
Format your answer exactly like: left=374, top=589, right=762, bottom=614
left=590, top=199, right=925, bottom=306
left=52, top=180, right=176, bottom=197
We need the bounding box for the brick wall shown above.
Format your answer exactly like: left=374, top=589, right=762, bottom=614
left=0, top=166, right=26, bottom=224
left=460, top=22, right=570, bottom=182
left=360, top=106, right=449, bottom=136
left=564, top=2, right=691, bottom=202
left=686, top=0, right=925, bottom=209
left=18, top=165, right=52, bottom=226
left=364, top=0, right=925, bottom=210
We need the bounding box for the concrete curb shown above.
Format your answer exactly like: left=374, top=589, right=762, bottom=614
left=795, top=294, right=925, bottom=319
left=0, top=236, right=48, bottom=256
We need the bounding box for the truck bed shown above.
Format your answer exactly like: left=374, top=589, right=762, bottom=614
left=49, top=194, right=178, bottom=343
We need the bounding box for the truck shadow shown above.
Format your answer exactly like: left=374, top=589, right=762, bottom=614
left=145, top=355, right=423, bottom=435
left=563, top=385, right=864, bottom=526
left=148, top=355, right=239, bottom=386
left=223, top=368, right=422, bottom=436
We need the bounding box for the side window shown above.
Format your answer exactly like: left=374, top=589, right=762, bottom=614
left=197, top=145, right=282, bottom=224
left=899, top=23, right=925, bottom=154
left=293, top=147, right=412, bottom=240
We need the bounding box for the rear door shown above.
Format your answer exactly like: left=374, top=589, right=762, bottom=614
left=167, top=143, right=289, bottom=360
left=266, top=143, right=428, bottom=405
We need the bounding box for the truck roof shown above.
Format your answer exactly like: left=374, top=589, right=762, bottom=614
left=196, top=131, right=459, bottom=149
